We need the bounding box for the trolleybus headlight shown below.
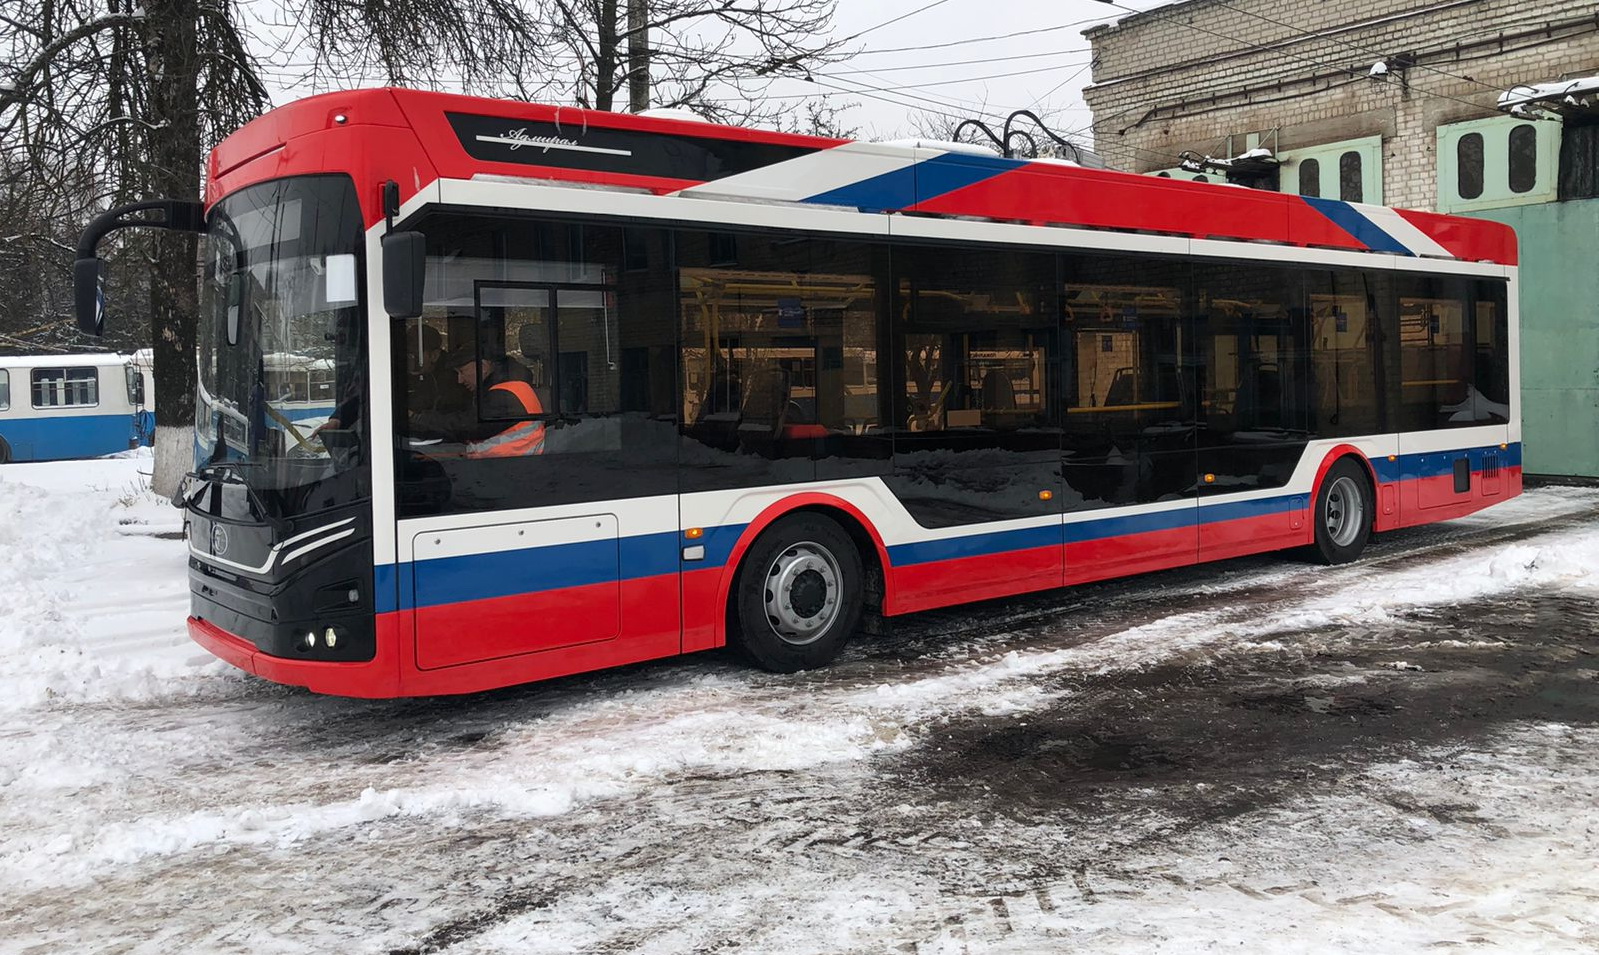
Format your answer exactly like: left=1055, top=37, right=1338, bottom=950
left=324, top=627, right=339, bottom=649
left=300, top=631, right=317, bottom=651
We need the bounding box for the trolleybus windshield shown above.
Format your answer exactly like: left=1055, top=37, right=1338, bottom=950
left=194, top=174, right=370, bottom=519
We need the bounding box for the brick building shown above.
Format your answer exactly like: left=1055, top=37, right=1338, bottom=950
left=1082, top=0, right=1599, bottom=478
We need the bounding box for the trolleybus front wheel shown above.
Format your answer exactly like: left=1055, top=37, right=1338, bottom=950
left=1308, top=458, right=1373, bottom=564
left=0, top=436, right=10, bottom=464
left=732, top=513, right=865, bottom=673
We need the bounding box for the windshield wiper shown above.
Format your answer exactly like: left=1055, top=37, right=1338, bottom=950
left=181, top=462, right=289, bottom=534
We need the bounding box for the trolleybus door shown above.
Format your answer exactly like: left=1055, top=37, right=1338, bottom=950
left=408, top=282, right=681, bottom=670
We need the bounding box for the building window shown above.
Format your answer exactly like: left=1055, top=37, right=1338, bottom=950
left=1338, top=151, right=1363, bottom=202
left=1278, top=136, right=1382, bottom=204
left=1438, top=117, right=1560, bottom=211
left=1298, top=158, right=1321, bottom=197
left=1457, top=133, right=1485, bottom=200
left=1508, top=123, right=1538, bottom=194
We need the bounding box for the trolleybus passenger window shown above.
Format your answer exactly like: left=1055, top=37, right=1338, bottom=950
left=1060, top=253, right=1194, bottom=507
left=886, top=245, right=1060, bottom=526
left=31, top=367, right=98, bottom=408
left=0, top=369, right=8, bottom=410
left=396, top=213, right=677, bottom=515
left=1306, top=270, right=1387, bottom=437
left=1397, top=275, right=1472, bottom=430
left=1470, top=281, right=1511, bottom=423
left=679, top=230, right=886, bottom=490
left=1193, top=263, right=1310, bottom=492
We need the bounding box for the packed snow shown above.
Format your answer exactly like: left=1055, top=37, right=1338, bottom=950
left=1, top=456, right=1596, bottom=953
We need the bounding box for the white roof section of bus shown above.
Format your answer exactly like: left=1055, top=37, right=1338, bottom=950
left=0, top=353, right=134, bottom=369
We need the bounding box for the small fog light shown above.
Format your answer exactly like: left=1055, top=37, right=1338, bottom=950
left=324, top=627, right=339, bottom=649
left=300, top=632, right=317, bottom=650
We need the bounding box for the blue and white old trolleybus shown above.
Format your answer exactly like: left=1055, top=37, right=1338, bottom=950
left=0, top=352, right=153, bottom=463
left=74, top=89, right=1520, bottom=697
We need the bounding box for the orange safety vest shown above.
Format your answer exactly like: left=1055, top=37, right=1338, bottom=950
left=465, top=381, right=546, bottom=458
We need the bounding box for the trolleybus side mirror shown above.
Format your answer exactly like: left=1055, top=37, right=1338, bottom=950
left=73, top=199, right=206, bottom=336
left=382, top=231, right=426, bottom=319
left=74, top=258, right=107, bottom=336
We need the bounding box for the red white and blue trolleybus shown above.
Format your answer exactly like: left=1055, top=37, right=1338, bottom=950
left=74, top=89, right=1520, bottom=697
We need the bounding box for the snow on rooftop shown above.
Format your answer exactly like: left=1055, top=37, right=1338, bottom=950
left=1499, top=74, right=1599, bottom=117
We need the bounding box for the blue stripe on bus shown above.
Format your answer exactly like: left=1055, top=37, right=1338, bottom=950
left=0, top=412, right=139, bottom=461
left=887, top=523, right=1062, bottom=567
left=376, top=442, right=1520, bottom=612
left=1373, top=442, right=1520, bottom=483
left=1301, top=197, right=1413, bottom=255
left=803, top=153, right=1021, bottom=213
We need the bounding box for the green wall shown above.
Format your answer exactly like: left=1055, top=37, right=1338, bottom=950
left=1473, top=200, right=1599, bottom=478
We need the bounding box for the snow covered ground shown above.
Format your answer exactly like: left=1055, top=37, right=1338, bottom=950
left=1, top=457, right=1596, bottom=953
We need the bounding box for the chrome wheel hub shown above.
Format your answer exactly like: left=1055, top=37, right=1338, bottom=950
left=762, top=541, right=842, bottom=646
left=1325, top=475, right=1365, bottom=548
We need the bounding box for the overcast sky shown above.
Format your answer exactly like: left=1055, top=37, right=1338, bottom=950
left=253, top=0, right=1170, bottom=146
left=762, top=0, right=1167, bottom=140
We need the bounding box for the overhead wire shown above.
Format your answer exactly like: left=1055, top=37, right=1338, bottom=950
left=1092, top=0, right=1500, bottom=118
left=840, top=0, right=959, bottom=42
left=1201, top=0, right=1518, bottom=97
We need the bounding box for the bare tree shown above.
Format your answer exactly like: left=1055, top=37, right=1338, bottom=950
left=3, top=0, right=543, bottom=491
left=1, top=0, right=267, bottom=491
left=516, top=0, right=849, bottom=124
left=3, top=0, right=848, bottom=491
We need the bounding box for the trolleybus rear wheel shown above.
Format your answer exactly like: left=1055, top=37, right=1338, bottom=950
left=1308, top=458, right=1373, bottom=565
left=732, top=513, right=864, bottom=673
left=0, top=436, right=10, bottom=464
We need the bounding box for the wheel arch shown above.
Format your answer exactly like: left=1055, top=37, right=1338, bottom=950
left=711, top=493, right=892, bottom=649
left=1310, top=445, right=1380, bottom=533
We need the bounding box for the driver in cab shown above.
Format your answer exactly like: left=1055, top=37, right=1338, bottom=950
left=407, top=346, right=546, bottom=457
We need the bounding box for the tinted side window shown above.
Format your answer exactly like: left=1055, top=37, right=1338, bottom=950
left=0, top=369, right=8, bottom=410
left=1470, top=280, right=1511, bottom=423
left=1062, top=253, right=1194, bottom=507
left=1457, top=133, right=1485, bottom=200
left=1298, top=158, right=1321, bottom=197
left=1306, top=269, right=1388, bottom=437
left=1194, top=263, right=1310, bottom=492
left=396, top=215, right=679, bottom=517
left=1508, top=123, right=1538, bottom=194
left=680, top=231, right=889, bottom=492
left=1396, top=274, right=1472, bottom=431
left=1339, top=151, right=1363, bottom=202
left=31, top=367, right=98, bottom=408
left=887, top=244, right=1059, bottom=526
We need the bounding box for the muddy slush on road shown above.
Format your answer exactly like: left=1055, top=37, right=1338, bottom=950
left=3, top=481, right=1598, bottom=954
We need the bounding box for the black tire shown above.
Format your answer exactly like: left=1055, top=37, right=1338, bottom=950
left=0, top=436, right=11, bottom=464
left=731, top=513, right=865, bottom=673
left=1307, top=458, right=1373, bottom=564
